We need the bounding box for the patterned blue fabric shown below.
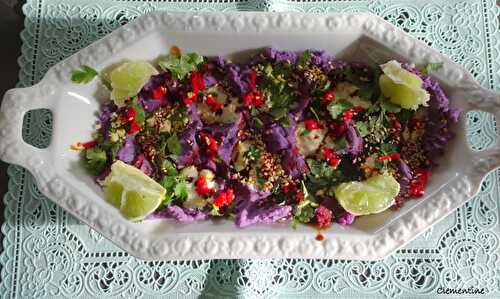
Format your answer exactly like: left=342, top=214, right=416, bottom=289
left=1, top=0, right=499, bottom=298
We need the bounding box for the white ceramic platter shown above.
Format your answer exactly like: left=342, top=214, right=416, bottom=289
left=1, top=11, right=500, bottom=260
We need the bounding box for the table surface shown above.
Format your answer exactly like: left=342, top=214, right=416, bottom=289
left=0, top=0, right=24, bottom=253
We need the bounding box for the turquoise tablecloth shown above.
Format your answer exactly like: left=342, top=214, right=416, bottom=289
left=1, top=0, right=499, bottom=298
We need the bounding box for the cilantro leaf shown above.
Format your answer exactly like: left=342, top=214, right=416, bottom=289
left=422, top=62, right=443, bottom=75
left=356, top=121, right=370, bottom=137
left=246, top=144, right=261, bottom=161
left=327, top=100, right=352, bottom=119
left=300, top=129, right=312, bottom=136
left=380, top=99, right=401, bottom=113
left=130, top=100, right=146, bottom=125
left=268, top=107, right=288, bottom=120
left=101, top=78, right=112, bottom=90
left=158, top=52, right=204, bottom=79
left=71, top=65, right=98, bottom=84
left=174, top=181, right=188, bottom=201
left=397, top=109, right=412, bottom=124
left=166, top=134, right=182, bottom=156
left=381, top=143, right=398, bottom=154
left=162, top=159, right=178, bottom=176
left=290, top=204, right=315, bottom=228
left=160, top=175, right=188, bottom=206
left=82, top=147, right=107, bottom=175
left=297, top=50, right=311, bottom=68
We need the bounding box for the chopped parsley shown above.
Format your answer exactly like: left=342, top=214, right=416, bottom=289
left=71, top=65, right=98, bottom=84
left=158, top=52, right=204, bottom=79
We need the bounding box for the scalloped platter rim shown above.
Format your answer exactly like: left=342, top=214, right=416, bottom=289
left=1, top=11, right=500, bottom=260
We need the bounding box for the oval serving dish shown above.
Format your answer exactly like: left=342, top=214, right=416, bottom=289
left=1, top=11, right=499, bottom=260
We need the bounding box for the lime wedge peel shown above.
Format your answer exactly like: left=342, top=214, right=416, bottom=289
left=109, top=61, right=158, bottom=106
left=103, top=160, right=165, bottom=221
left=379, top=60, right=430, bottom=110
left=335, top=174, right=400, bottom=216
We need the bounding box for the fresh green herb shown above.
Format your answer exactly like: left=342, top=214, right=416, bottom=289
left=101, top=78, right=112, bottom=90
left=162, top=159, right=178, bottom=176
left=334, top=136, right=347, bottom=151
left=422, top=62, right=443, bottom=75
left=301, top=129, right=312, bottom=136
left=158, top=52, right=204, bottom=79
left=327, top=100, right=352, bottom=119
left=208, top=204, right=222, bottom=216
left=290, top=201, right=315, bottom=229
left=297, top=49, right=311, bottom=68
left=250, top=108, right=260, bottom=117
left=397, top=109, right=412, bottom=124
left=71, top=65, right=98, bottom=84
left=130, top=99, right=146, bottom=125
left=374, top=159, right=388, bottom=171
left=380, top=99, right=401, bottom=113
left=268, top=107, right=288, bottom=120
left=279, top=116, right=291, bottom=128
left=160, top=175, right=188, bottom=206
left=166, top=134, right=182, bottom=156
left=380, top=143, right=398, bottom=154
left=254, top=117, right=264, bottom=129
left=306, top=159, right=343, bottom=191
left=355, top=121, right=369, bottom=137
left=310, top=107, right=320, bottom=121
left=82, top=147, right=107, bottom=175
left=246, top=144, right=261, bottom=161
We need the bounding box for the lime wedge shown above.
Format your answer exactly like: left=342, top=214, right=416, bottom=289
left=103, top=160, right=165, bottom=221
left=335, top=174, right=400, bottom=216
left=379, top=60, right=430, bottom=110
left=109, top=61, right=158, bottom=106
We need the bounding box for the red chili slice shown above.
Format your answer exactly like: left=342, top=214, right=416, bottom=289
left=199, top=132, right=219, bottom=158
left=128, top=120, right=141, bottom=134
left=213, top=187, right=235, bottom=208
left=183, top=91, right=198, bottom=106
left=378, top=153, right=401, bottom=161
left=190, top=71, right=205, bottom=93
left=304, top=119, right=321, bottom=130
left=152, top=86, right=167, bottom=100
left=321, top=91, right=335, bottom=104
left=81, top=140, right=97, bottom=149
left=120, top=107, right=136, bottom=123
left=205, top=94, right=223, bottom=112
left=195, top=176, right=214, bottom=198
left=322, top=148, right=341, bottom=168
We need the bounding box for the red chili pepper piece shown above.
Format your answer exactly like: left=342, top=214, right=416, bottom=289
left=378, top=153, right=401, bottom=161
left=410, top=117, right=425, bottom=130
left=120, top=107, right=136, bottom=123
left=170, top=46, right=181, bottom=57
left=342, top=106, right=365, bottom=121
left=213, top=187, right=235, bottom=208
left=322, top=148, right=341, bottom=168
left=295, top=191, right=304, bottom=202
left=393, top=120, right=402, bottom=130
left=248, top=69, right=257, bottom=91
left=304, top=119, right=321, bottom=130
left=190, top=71, right=205, bottom=93
left=242, top=90, right=263, bottom=107
left=205, top=94, right=223, bottom=112
left=199, top=132, right=219, bottom=159
left=195, top=176, right=214, bottom=198
left=253, top=90, right=263, bottom=106
left=183, top=91, right=198, bottom=106
left=409, top=168, right=431, bottom=198
left=321, top=91, right=335, bottom=104
left=152, top=86, right=167, bottom=100
left=128, top=120, right=141, bottom=134
left=81, top=140, right=97, bottom=149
